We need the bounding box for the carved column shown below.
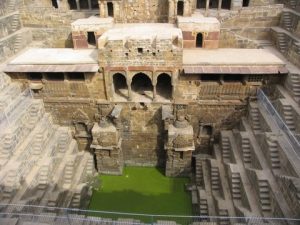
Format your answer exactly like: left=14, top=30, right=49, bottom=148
left=218, top=0, right=222, bottom=11
left=205, top=0, right=209, bottom=15
left=88, top=0, right=92, bottom=9
left=184, top=0, right=190, bottom=16
left=168, top=0, right=175, bottom=23
left=76, top=0, right=80, bottom=10
left=99, top=1, right=105, bottom=17
left=104, top=1, right=108, bottom=17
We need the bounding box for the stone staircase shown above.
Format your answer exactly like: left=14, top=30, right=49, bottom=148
left=221, top=136, right=231, bottom=162
left=281, top=10, right=293, bottom=31
left=290, top=74, right=300, bottom=101
left=282, top=104, right=295, bottom=130
left=231, top=173, right=241, bottom=200
left=0, top=72, right=96, bottom=208
left=266, top=136, right=280, bottom=169
left=249, top=107, right=261, bottom=131
left=195, top=158, right=203, bottom=186
left=241, top=138, right=251, bottom=165
left=211, top=166, right=220, bottom=191
left=258, top=180, right=271, bottom=212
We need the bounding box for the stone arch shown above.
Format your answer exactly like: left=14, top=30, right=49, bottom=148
left=196, top=33, right=203, bottom=48
left=112, top=73, right=128, bottom=99
left=177, top=1, right=184, bottom=16
left=131, top=73, right=153, bottom=100
left=157, top=73, right=172, bottom=100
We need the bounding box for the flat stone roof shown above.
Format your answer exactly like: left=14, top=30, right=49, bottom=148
left=71, top=16, right=113, bottom=26
left=100, top=23, right=182, bottom=40
left=183, top=49, right=285, bottom=66
left=8, top=48, right=98, bottom=65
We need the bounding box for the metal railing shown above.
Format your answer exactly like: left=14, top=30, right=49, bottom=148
left=257, top=89, right=300, bottom=157
left=0, top=204, right=299, bottom=225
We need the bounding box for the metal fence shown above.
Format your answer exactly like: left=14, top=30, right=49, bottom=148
left=0, top=204, right=299, bottom=225
left=257, top=89, right=300, bottom=157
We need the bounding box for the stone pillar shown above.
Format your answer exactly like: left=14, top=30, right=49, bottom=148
left=114, top=1, right=119, bottom=21
left=205, top=0, right=209, bottom=16
left=76, top=0, right=80, bottom=10
left=218, top=0, right=222, bottom=10
left=168, top=0, right=175, bottom=23
left=104, top=1, right=108, bottom=17
left=88, top=0, right=92, bottom=10
left=127, top=79, right=132, bottom=101
left=184, top=0, right=189, bottom=16
left=153, top=85, right=157, bottom=101
left=99, top=1, right=105, bottom=17
left=90, top=117, right=124, bottom=175
left=165, top=115, right=195, bottom=177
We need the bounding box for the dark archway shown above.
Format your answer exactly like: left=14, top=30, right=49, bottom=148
left=68, top=0, right=77, bottom=9
left=209, top=0, right=218, bottom=8
left=196, top=33, right=203, bottom=48
left=79, top=0, right=89, bottom=9
left=51, top=0, right=58, bottom=8
left=157, top=73, right=172, bottom=100
left=243, top=0, right=249, bottom=7
left=177, top=1, right=184, bottom=16
left=197, top=0, right=206, bottom=8
left=221, top=0, right=231, bottom=9
left=107, top=2, right=114, bottom=17
left=87, top=32, right=96, bottom=45
left=91, top=0, right=99, bottom=9
left=131, top=73, right=153, bottom=99
left=113, top=73, right=128, bottom=99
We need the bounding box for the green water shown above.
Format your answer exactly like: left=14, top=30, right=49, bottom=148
left=88, top=167, right=192, bottom=218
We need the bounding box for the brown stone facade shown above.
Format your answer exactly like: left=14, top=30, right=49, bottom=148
left=182, top=31, right=220, bottom=49
left=72, top=31, right=89, bottom=49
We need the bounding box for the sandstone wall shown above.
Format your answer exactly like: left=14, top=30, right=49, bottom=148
left=220, top=4, right=283, bottom=47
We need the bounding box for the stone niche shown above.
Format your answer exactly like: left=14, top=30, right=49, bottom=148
left=90, top=117, right=123, bottom=175
left=177, top=17, right=220, bottom=49
left=165, top=114, right=195, bottom=177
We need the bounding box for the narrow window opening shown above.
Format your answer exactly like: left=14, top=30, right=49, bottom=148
left=47, top=73, right=64, bottom=81
left=157, top=73, right=172, bottom=100
left=197, top=0, right=206, bottom=8
left=79, top=0, right=89, bottom=9
left=68, top=72, right=85, bottom=80
left=202, top=125, right=213, bottom=136
left=51, top=0, right=58, bottom=8
left=177, top=1, right=184, bottom=16
left=107, top=2, right=114, bottom=17
left=209, top=0, right=218, bottom=8
left=180, top=152, right=184, bottom=159
left=87, top=32, right=96, bottom=45
left=196, top=33, right=203, bottom=48
left=221, top=0, right=231, bottom=9
left=68, top=0, right=77, bottom=9
left=28, top=72, right=43, bottom=80
left=91, top=0, right=99, bottom=9
left=243, top=0, right=250, bottom=7
left=138, top=48, right=143, bottom=54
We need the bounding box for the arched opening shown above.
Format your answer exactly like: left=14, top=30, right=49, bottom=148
left=79, top=0, right=89, bottom=9
left=131, top=73, right=153, bottom=100
left=202, top=125, right=213, bottom=136
left=221, top=0, right=231, bottom=9
left=209, top=0, right=218, bottom=8
left=87, top=32, right=96, bottom=46
left=177, top=1, right=184, bottom=16
left=107, top=2, right=114, bottom=17
left=197, top=0, right=205, bottom=8
left=196, top=33, right=203, bottom=48
left=113, top=73, right=128, bottom=100
left=157, top=73, right=172, bottom=100
left=243, top=0, right=249, bottom=7
left=68, top=0, right=77, bottom=9
left=91, top=0, right=99, bottom=9
left=51, top=0, right=58, bottom=8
